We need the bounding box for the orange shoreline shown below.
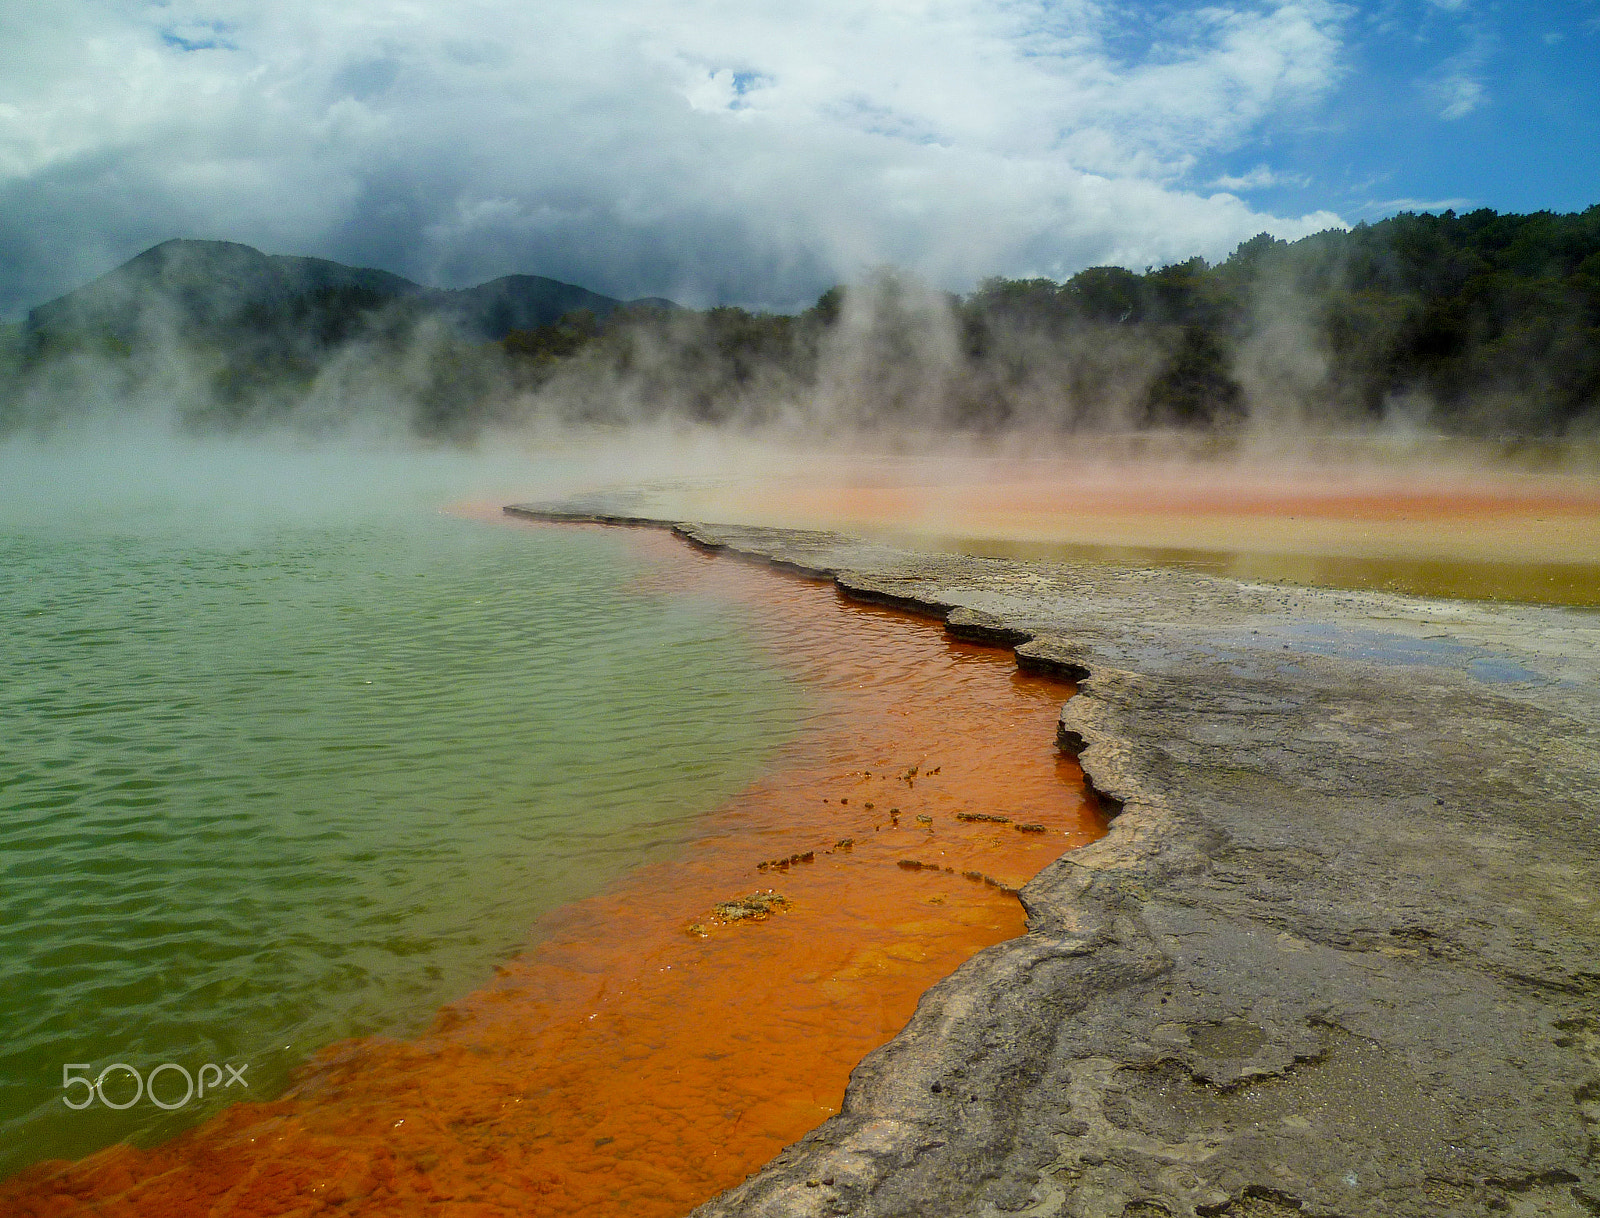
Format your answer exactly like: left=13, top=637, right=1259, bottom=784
left=3, top=520, right=1101, bottom=1218
left=638, top=455, right=1600, bottom=582
left=747, top=479, right=1600, bottom=522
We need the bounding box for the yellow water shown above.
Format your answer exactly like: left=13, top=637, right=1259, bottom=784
left=646, top=451, right=1600, bottom=606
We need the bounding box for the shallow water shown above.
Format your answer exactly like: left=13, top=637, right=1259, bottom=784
left=3, top=521, right=1101, bottom=1216
left=0, top=447, right=806, bottom=1179
left=893, top=534, right=1600, bottom=608
left=643, top=451, right=1600, bottom=607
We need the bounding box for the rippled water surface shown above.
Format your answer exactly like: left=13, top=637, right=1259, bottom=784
left=0, top=444, right=804, bottom=1178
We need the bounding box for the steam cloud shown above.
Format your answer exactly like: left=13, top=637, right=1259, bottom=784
left=3, top=204, right=1598, bottom=457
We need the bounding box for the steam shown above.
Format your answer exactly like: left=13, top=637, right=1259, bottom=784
left=3, top=247, right=1597, bottom=481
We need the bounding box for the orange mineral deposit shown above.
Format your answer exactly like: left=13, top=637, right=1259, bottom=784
left=2, top=521, right=1102, bottom=1218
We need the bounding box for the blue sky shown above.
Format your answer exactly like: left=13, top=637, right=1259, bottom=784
left=1, top=0, right=1596, bottom=318
left=1202, top=0, right=1600, bottom=221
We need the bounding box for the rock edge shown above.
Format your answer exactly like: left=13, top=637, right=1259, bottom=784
left=506, top=503, right=1600, bottom=1218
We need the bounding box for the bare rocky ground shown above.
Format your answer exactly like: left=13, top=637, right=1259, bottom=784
left=509, top=503, right=1600, bottom=1218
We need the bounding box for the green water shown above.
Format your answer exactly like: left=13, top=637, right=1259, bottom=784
left=876, top=532, right=1600, bottom=608
left=0, top=441, right=805, bottom=1179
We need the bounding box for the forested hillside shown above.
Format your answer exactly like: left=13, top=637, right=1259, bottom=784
left=4, top=208, right=1597, bottom=439
left=962, top=206, right=1600, bottom=435
left=490, top=206, right=1600, bottom=438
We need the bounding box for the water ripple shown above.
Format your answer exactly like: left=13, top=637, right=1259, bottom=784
left=0, top=511, right=804, bottom=1177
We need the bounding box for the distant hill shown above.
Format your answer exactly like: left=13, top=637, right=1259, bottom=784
left=25, top=240, right=424, bottom=349
left=4, top=238, right=684, bottom=436
left=23, top=238, right=677, bottom=349
left=9, top=209, right=1595, bottom=442
left=439, top=274, right=679, bottom=339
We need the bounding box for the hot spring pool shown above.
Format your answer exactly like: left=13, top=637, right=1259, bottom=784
left=0, top=444, right=806, bottom=1178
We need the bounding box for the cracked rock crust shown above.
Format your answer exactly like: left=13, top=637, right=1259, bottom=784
left=506, top=503, right=1600, bottom=1218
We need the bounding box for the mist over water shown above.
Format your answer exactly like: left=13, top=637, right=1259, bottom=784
left=0, top=438, right=807, bottom=1178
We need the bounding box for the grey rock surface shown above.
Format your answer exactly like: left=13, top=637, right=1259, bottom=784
left=508, top=503, right=1600, bottom=1218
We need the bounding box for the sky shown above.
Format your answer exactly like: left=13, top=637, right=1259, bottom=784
left=1, top=0, right=1596, bottom=318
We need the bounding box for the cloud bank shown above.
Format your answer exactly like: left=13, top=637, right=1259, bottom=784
left=0, top=1, right=1356, bottom=316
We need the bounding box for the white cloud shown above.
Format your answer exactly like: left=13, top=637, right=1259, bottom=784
left=1418, top=23, right=1494, bottom=122
left=0, top=0, right=1353, bottom=315
left=1359, top=196, right=1475, bottom=217
left=1425, top=63, right=1487, bottom=119
left=1211, top=164, right=1313, bottom=191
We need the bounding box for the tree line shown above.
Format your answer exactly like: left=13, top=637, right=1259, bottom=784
left=4, top=206, right=1597, bottom=439
left=492, top=206, right=1600, bottom=438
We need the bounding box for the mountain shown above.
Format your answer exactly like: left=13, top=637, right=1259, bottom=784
left=22, top=239, right=676, bottom=351
left=439, top=274, right=678, bottom=339
left=25, top=240, right=424, bottom=349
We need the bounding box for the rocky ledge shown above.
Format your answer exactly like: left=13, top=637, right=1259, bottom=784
left=507, top=503, right=1600, bottom=1218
